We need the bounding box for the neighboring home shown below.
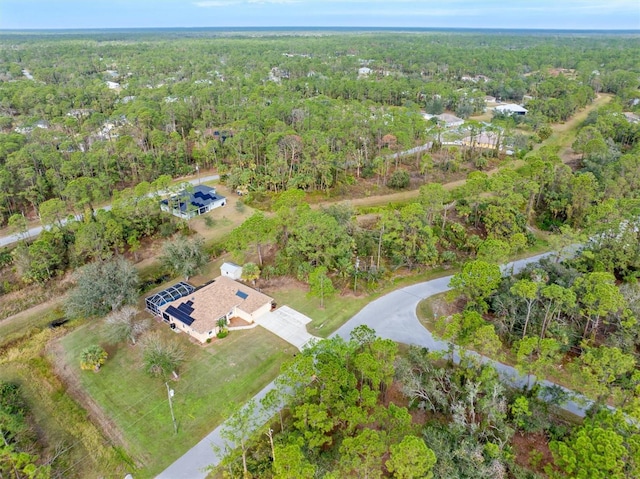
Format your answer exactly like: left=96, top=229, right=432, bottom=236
left=159, top=276, right=274, bottom=343
left=462, top=132, right=501, bottom=149
left=160, top=185, right=226, bottom=219
left=623, top=112, right=640, bottom=124
left=145, top=282, right=195, bottom=315
left=484, top=95, right=497, bottom=103
left=494, top=104, right=528, bottom=116
left=106, top=81, right=120, bottom=90
left=461, top=74, right=491, bottom=83
left=14, top=119, right=49, bottom=135
left=358, top=67, right=372, bottom=76
left=435, top=113, right=465, bottom=128
left=221, top=262, right=243, bottom=280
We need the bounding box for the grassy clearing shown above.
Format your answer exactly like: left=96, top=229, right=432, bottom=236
left=0, top=305, right=66, bottom=348
left=59, top=319, right=295, bottom=478
left=0, top=328, right=130, bottom=478
left=269, top=285, right=372, bottom=337
left=267, top=266, right=455, bottom=338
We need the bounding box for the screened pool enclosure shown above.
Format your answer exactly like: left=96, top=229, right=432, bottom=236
left=145, top=282, right=195, bottom=315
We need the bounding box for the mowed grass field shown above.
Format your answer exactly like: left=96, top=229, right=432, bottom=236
left=58, top=319, right=296, bottom=478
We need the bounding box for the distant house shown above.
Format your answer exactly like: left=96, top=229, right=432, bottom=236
left=160, top=185, right=226, bottom=219
left=423, top=113, right=464, bottom=129
left=434, top=113, right=465, bottom=128
left=106, top=81, right=120, bottom=90
left=462, top=132, right=501, bottom=149
left=494, top=104, right=528, bottom=116
left=221, top=262, right=243, bottom=280
left=158, top=276, right=273, bottom=343
left=358, top=67, right=372, bottom=76
left=623, top=112, right=640, bottom=124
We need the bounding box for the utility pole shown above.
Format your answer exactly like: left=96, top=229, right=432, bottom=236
left=377, top=224, right=384, bottom=269
left=166, top=382, right=177, bottom=434
left=354, top=256, right=360, bottom=293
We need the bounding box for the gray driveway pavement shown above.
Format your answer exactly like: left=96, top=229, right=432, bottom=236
left=157, top=251, right=598, bottom=479
left=254, top=306, right=320, bottom=351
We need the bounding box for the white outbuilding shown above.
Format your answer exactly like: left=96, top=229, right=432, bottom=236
left=494, top=104, right=528, bottom=116
left=220, top=262, right=243, bottom=280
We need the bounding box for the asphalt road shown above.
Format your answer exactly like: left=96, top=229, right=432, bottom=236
left=157, top=251, right=595, bottom=479
left=0, top=175, right=220, bottom=248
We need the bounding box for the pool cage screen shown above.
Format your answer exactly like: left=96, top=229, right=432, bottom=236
left=145, top=282, right=195, bottom=315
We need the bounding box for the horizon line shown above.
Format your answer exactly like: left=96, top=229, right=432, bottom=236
left=1, top=26, right=639, bottom=33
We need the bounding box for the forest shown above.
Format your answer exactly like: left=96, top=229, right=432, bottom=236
left=0, top=29, right=639, bottom=478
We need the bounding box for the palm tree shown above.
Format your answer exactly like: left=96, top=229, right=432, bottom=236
left=80, top=345, right=108, bottom=372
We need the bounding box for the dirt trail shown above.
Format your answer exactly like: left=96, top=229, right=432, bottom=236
left=331, top=94, right=613, bottom=211
left=529, top=93, right=613, bottom=161
left=1, top=95, right=613, bottom=327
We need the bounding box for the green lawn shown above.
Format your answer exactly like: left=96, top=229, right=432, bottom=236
left=0, top=327, right=130, bottom=479
left=270, top=286, right=372, bottom=337
left=59, top=320, right=296, bottom=478
left=268, top=266, right=455, bottom=338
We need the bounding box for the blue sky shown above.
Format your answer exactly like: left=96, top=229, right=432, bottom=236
left=2, top=0, right=639, bottom=30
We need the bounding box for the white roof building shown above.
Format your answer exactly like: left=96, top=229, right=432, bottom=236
left=495, top=104, right=528, bottom=115
left=220, top=262, right=243, bottom=280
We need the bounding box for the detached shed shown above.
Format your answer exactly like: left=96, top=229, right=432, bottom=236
left=220, top=262, right=243, bottom=280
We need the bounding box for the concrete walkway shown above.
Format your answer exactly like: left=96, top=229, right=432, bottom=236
left=254, top=306, right=320, bottom=351
left=157, top=252, right=593, bottom=479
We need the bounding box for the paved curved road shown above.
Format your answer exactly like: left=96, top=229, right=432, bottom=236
left=0, top=175, right=220, bottom=248
left=157, top=251, right=593, bottom=479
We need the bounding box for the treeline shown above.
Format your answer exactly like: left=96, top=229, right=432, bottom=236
left=7, top=176, right=180, bottom=286
left=212, top=328, right=639, bottom=478
left=1, top=32, right=638, bottom=223
left=225, top=115, right=639, bottom=292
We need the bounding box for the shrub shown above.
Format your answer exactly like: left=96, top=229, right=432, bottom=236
left=204, top=216, right=216, bottom=228
left=388, top=169, right=410, bottom=189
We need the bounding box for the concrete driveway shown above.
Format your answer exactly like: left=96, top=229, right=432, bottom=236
left=254, top=306, right=319, bottom=351
left=158, top=252, right=600, bottom=479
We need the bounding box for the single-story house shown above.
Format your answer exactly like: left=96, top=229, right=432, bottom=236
left=462, top=132, right=501, bottom=149
left=623, top=112, right=640, bottom=124
left=435, top=113, right=465, bottom=128
left=106, top=81, right=120, bottom=90
left=160, top=185, right=226, bottom=219
left=494, top=104, right=528, bottom=116
left=159, top=276, right=273, bottom=343
left=221, top=262, right=243, bottom=280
